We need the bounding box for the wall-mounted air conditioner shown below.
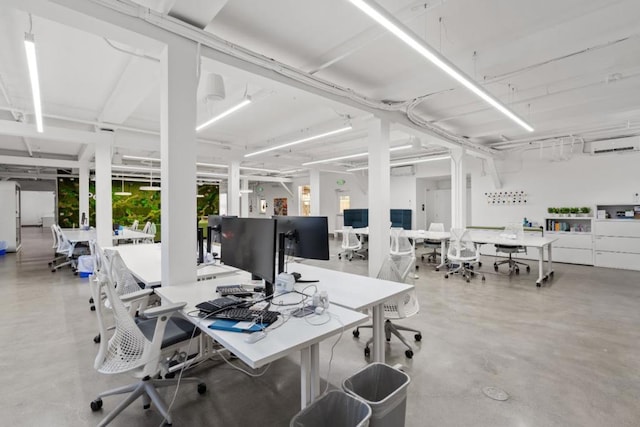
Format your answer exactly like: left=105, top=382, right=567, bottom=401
left=589, top=136, right=639, bottom=155
left=390, top=165, right=415, bottom=176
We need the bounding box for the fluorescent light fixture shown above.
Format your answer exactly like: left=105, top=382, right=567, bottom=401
left=348, top=0, right=534, bottom=132
left=197, top=162, right=280, bottom=173
left=122, top=155, right=160, bottom=162
left=245, top=125, right=352, bottom=158
left=239, top=189, right=253, bottom=194
left=196, top=162, right=226, bottom=168
left=240, top=166, right=281, bottom=173
left=139, top=185, right=161, bottom=191
left=196, top=98, right=252, bottom=132
left=112, top=165, right=161, bottom=173
left=24, top=33, right=43, bottom=133
left=196, top=194, right=204, bottom=198
left=302, top=144, right=412, bottom=166
left=346, top=154, right=450, bottom=171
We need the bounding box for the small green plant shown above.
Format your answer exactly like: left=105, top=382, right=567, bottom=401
left=560, top=207, right=571, bottom=215
left=547, top=207, right=556, bottom=214
left=580, top=207, right=591, bottom=214
left=570, top=207, right=580, bottom=214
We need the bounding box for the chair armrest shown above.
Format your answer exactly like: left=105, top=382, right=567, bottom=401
left=120, top=288, right=153, bottom=303
left=142, top=302, right=187, bottom=318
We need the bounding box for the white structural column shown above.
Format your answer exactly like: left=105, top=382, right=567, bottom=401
left=310, top=169, right=320, bottom=216
left=228, top=161, right=240, bottom=215
left=367, top=118, right=391, bottom=277
left=368, top=117, right=390, bottom=364
left=94, top=133, right=113, bottom=248
left=240, top=178, right=249, bottom=217
left=160, top=38, right=198, bottom=286
left=78, top=161, right=89, bottom=226
left=450, top=147, right=466, bottom=229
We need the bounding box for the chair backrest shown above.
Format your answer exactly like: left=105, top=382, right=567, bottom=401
left=501, top=222, right=524, bottom=240
left=54, top=224, right=73, bottom=255
left=109, top=250, right=144, bottom=298
left=50, top=224, right=59, bottom=249
left=376, top=255, right=419, bottom=319
left=141, top=221, right=152, bottom=234
left=131, top=220, right=139, bottom=231
left=428, top=222, right=445, bottom=232
left=390, top=227, right=413, bottom=255
left=90, top=259, right=151, bottom=375
left=342, top=226, right=362, bottom=250
left=149, top=223, right=157, bottom=236
left=447, top=228, right=478, bottom=259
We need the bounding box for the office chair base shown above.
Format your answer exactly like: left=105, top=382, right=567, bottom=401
left=355, top=319, right=422, bottom=359
left=445, top=262, right=485, bottom=283
left=92, top=376, right=205, bottom=427
left=494, top=257, right=530, bottom=275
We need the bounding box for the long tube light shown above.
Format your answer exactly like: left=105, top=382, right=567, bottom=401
left=302, top=144, right=412, bottom=166
left=121, top=158, right=280, bottom=174
left=346, top=154, right=450, bottom=171
left=196, top=98, right=252, bottom=132
left=24, top=33, right=43, bottom=133
left=245, top=125, right=352, bottom=158
left=348, top=0, right=534, bottom=132
left=122, top=155, right=160, bottom=162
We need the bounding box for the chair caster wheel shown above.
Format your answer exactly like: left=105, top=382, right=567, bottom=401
left=165, top=372, right=175, bottom=379
left=89, top=297, right=94, bottom=304
left=435, top=268, right=439, bottom=272
left=51, top=269, right=56, bottom=273
left=90, top=305, right=96, bottom=311
left=415, top=334, right=422, bottom=341
left=405, top=350, right=413, bottom=358
left=515, top=269, right=520, bottom=275
left=364, top=347, right=370, bottom=357
left=197, top=383, right=207, bottom=394
left=444, top=274, right=449, bottom=279
left=481, top=275, right=486, bottom=281
left=90, top=399, right=103, bottom=411
left=526, top=266, right=531, bottom=272
left=421, top=255, right=425, bottom=261
left=338, top=255, right=341, bottom=259
left=74, top=271, right=78, bottom=276
left=478, top=262, right=482, bottom=267
left=537, top=283, right=542, bottom=287
left=353, top=330, right=360, bottom=338
left=466, top=278, right=470, bottom=283
left=93, top=334, right=100, bottom=343
left=143, top=403, right=151, bottom=409
left=494, top=266, right=498, bottom=272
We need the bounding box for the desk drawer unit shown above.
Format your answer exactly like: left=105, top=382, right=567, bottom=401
left=553, top=247, right=593, bottom=265
left=594, top=236, right=640, bottom=253
left=593, top=219, right=640, bottom=271
left=594, top=220, right=640, bottom=238
left=595, top=251, right=640, bottom=271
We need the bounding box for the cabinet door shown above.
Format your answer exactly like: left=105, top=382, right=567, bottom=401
left=595, top=251, right=640, bottom=270
left=552, top=247, right=593, bottom=265
left=594, top=236, right=640, bottom=254
left=554, top=234, right=593, bottom=249
left=595, top=221, right=640, bottom=237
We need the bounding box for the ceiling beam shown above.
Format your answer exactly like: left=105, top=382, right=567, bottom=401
left=0, top=154, right=80, bottom=169
left=0, top=119, right=111, bottom=145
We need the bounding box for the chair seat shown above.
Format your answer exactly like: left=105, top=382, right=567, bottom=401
left=138, top=317, right=201, bottom=349
left=495, top=244, right=524, bottom=253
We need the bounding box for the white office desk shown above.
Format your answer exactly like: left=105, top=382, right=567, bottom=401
left=284, top=262, right=413, bottom=363
left=154, top=281, right=367, bottom=408
left=467, top=230, right=558, bottom=286
left=61, top=228, right=154, bottom=244
left=105, top=243, right=237, bottom=287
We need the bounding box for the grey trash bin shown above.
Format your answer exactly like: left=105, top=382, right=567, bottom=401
left=290, top=390, right=372, bottom=427
left=343, top=363, right=411, bottom=427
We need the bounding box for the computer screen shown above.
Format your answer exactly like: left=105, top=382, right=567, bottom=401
left=207, top=215, right=237, bottom=251
left=220, top=217, right=277, bottom=296
left=273, top=216, right=330, bottom=262
left=343, top=209, right=368, bottom=228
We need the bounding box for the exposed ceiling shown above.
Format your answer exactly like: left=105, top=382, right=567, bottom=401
left=1, top=0, right=639, bottom=182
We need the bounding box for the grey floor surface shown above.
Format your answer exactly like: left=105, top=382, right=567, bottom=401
left=0, top=227, right=639, bottom=426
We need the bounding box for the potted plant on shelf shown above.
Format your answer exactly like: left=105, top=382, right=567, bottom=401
left=580, top=207, right=591, bottom=217
left=569, top=207, right=580, bottom=217
left=559, top=207, right=570, bottom=217
left=547, top=207, right=558, bottom=217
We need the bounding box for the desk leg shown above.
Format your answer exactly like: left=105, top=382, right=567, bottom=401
left=436, top=240, right=447, bottom=270
left=547, top=244, right=554, bottom=280
left=372, top=304, right=385, bottom=363
left=310, top=343, right=320, bottom=401
left=300, top=347, right=311, bottom=409
left=536, top=247, right=546, bottom=287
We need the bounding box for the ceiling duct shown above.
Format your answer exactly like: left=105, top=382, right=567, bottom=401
left=589, top=136, right=639, bottom=155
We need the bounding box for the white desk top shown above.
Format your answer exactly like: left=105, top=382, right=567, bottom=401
left=466, top=230, right=557, bottom=248
left=336, top=227, right=449, bottom=241
left=105, top=243, right=237, bottom=286
left=155, top=281, right=368, bottom=369
left=61, top=228, right=154, bottom=243
left=284, top=263, right=413, bottom=312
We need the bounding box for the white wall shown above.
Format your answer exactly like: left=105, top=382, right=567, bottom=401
left=390, top=174, right=417, bottom=228
left=320, top=172, right=367, bottom=232
left=470, top=150, right=640, bottom=227
left=248, top=180, right=301, bottom=218
left=21, top=191, right=55, bottom=226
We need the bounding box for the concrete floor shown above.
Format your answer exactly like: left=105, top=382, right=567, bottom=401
left=0, top=227, right=639, bottom=426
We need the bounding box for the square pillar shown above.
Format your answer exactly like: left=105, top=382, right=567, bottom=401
left=240, top=178, right=249, bottom=217
left=450, top=147, right=466, bottom=229
left=160, top=38, right=198, bottom=286
left=79, top=161, right=90, bottom=226
left=367, top=118, right=391, bottom=278
left=95, top=132, right=113, bottom=248
left=310, top=169, right=320, bottom=216
left=228, top=161, right=240, bottom=215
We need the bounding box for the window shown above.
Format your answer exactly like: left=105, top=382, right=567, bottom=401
left=339, top=195, right=350, bottom=214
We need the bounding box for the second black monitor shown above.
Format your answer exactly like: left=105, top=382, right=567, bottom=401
left=274, top=216, right=330, bottom=261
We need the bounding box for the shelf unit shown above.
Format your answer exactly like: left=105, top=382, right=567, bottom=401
left=0, top=182, right=21, bottom=252
left=594, top=204, right=640, bottom=271
left=544, top=217, right=593, bottom=265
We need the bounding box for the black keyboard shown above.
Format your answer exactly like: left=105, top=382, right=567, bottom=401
left=217, top=285, right=254, bottom=298
left=211, top=308, right=280, bottom=325
left=196, top=297, right=242, bottom=314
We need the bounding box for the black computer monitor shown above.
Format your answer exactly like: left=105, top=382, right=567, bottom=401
left=207, top=215, right=237, bottom=253
left=273, top=216, right=330, bottom=273
left=220, top=217, right=277, bottom=297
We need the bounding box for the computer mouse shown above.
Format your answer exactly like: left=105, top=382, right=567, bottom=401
left=244, top=331, right=266, bottom=343
left=291, top=272, right=302, bottom=282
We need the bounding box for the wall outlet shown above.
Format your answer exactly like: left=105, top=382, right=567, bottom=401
left=633, top=192, right=640, bottom=203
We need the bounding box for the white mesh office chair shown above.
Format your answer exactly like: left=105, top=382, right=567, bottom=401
left=89, top=253, right=206, bottom=426
left=421, top=222, right=445, bottom=264
left=494, top=223, right=530, bottom=275
left=50, top=224, right=88, bottom=273
left=445, top=228, right=484, bottom=283
left=338, top=226, right=366, bottom=261
left=130, top=219, right=139, bottom=231
left=353, top=253, right=422, bottom=358
left=48, top=224, right=67, bottom=268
